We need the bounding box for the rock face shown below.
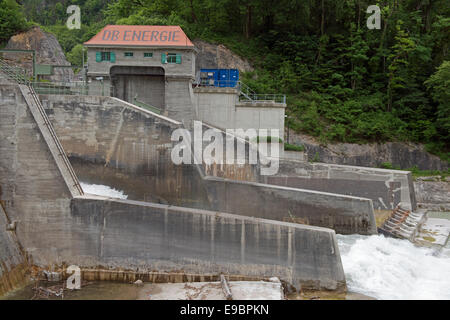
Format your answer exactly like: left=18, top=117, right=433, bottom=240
left=414, top=178, right=450, bottom=211
left=193, top=40, right=253, bottom=75
left=288, top=132, right=448, bottom=171
left=3, top=26, right=73, bottom=82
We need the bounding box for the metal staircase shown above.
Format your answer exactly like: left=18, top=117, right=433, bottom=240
left=0, top=58, right=30, bottom=84
left=237, top=81, right=286, bottom=104
left=0, top=57, right=83, bottom=196
left=378, top=205, right=428, bottom=241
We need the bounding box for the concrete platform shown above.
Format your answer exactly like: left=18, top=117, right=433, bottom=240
left=138, top=280, right=284, bottom=300
left=416, top=213, right=450, bottom=248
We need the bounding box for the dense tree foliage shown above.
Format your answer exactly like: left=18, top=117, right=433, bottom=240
left=0, top=0, right=29, bottom=43
left=16, top=0, right=450, bottom=160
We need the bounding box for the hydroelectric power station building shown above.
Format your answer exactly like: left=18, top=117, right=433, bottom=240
left=84, top=25, right=197, bottom=123
left=84, top=25, right=287, bottom=132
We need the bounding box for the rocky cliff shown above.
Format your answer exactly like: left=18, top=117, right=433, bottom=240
left=194, top=40, right=253, bottom=74
left=288, top=132, right=448, bottom=171
left=414, top=177, right=450, bottom=211
left=3, top=26, right=73, bottom=82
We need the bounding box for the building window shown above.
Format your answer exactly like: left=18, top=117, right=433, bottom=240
left=167, top=53, right=177, bottom=63
left=96, top=51, right=115, bottom=62
left=101, top=52, right=111, bottom=61
left=124, top=52, right=134, bottom=57
left=167, top=53, right=180, bottom=63
left=144, top=52, right=153, bottom=58
left=162, top=53, right=182, bottom=64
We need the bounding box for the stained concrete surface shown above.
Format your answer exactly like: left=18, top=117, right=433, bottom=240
left=42, top=94, right=378, bottom=235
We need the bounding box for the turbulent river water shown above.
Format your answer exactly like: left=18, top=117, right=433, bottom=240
left=81, top=182, right=450, bottom=300
left=80, top=182, right=128, bottom=199
left=337, top=234, right=450, bottom=300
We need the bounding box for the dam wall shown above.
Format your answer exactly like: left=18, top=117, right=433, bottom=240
left=0, top=82, right=346, bottom=292
left=41, top=94, right=208, bottom=206
left=0, top=84, right=77, bottom=259
left=0, top=204, right=28, bottom=296
left=204, top=177, right=376, bottom=235
left=42, top=94, right=377, bottom=234
left=268, top=160, right=417, bottom=211
left=193, top=86, right=286, bottom=134
left=70, top=196, right=346, bottom=291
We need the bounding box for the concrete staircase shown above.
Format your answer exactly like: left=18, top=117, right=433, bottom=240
left=0, top=57, right=82, bottom=197
left=18, top=84, right=83, bottom=197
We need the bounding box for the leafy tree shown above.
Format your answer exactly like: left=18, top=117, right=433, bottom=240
left=425, top=61, right=450, bottom=144
left=0, top=0, right=29, bottom=43
left=15, top=0, right=450, bottom=159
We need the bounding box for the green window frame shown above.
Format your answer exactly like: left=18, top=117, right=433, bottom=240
left=124, top=52, right=134, bottom=57
left=96, top=51, right=115, bottom=62
left=144, top=52, right=153, bottom=58
left=162, top=53, right=181, bottom=64
left=167, top=53, right=177, bottom=64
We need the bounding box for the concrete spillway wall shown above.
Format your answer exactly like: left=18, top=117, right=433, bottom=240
left=269, top=160, right=417, bottom=211
left=0, top=84, right=75, bottom=264
left=0, top=204, right=28, bottom=296
left=70, top=195, right=346, bottom=291
left=0, top=82, right=346, bottom=292
left=41, top=94, right=377, bottom=235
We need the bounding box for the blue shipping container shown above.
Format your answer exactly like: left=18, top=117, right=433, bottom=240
left=200, top=68, right=219, bottom=86
left=200, top=68, right=239, bottom=87
left=229, top=69, right=239, bottom=87
left=218, top=69, right=229, bottom=87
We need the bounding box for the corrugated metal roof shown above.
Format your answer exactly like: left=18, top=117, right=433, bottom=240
left=84, top=25, right=194, bottom=48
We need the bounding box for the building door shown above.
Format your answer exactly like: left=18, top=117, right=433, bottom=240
left=110, top=66, right=165, bottom=110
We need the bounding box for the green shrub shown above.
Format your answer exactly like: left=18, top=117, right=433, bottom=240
left=254, top=136, right=283, bottom=143
left=284, top=143, right=304, bottom=152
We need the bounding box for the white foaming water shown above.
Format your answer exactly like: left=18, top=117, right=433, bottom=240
left=80, top=182, right=128, bottom=199
left=337, top=234, right=450, bottom=300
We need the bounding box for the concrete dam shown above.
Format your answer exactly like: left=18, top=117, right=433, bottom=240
left=0, top=76, right=418, bottom=296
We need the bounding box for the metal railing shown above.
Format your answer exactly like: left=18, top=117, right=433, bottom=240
left=0, top=58, right=83, bottom=195
left=198, top=79, right=240, bottom=88
left=194, top=78, right=286, bottom=104
left=0, top=58, right=30, bottom=84
left=31, top=81, right=114, bottom=97
left=25, top=84, right=83, bottom=195
left=1, top=57, right=113, bottom=97
left=238, top=93, right=286, bottom=104
left=133, top=96, right=162, bottom=115
left=237, top=80, right=255, bottom=97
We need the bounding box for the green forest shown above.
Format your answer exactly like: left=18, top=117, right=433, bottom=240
left=1, top=0, right=449, bottom=162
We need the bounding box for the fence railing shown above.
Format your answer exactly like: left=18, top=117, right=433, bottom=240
left=0, top=58, right=84, bottom=195
left=0, top=58, right=30, bottom=84
left=194, top=79, right=286, bottom=104
left=133, top=96, right=162, bottom=114
left=238, top=93, right=286, bottom=104
left=24, top=84, right=84, bottom=195
left=198, top=79, right=240, bottom=88
left=31, top=81, right=114, bottom=97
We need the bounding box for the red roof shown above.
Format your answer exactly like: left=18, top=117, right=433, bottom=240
left=84, top=25, right=194, bottom=48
